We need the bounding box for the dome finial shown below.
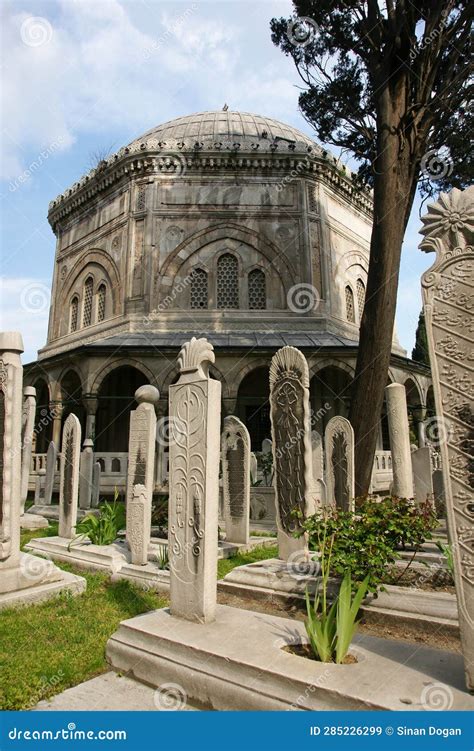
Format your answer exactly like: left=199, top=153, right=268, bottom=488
left=222, top=103, right=228, bottom=111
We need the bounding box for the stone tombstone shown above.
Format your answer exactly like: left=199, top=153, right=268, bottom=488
left=249, top=452, right=258, bottom=484
left=324, top=416, right=355, bottom=511
left=311, top=430, right=326, bottom=505
left=0, top=332, right=24, bottom=570
left=385, top=383, right=414, bottom=499
left=91, top=461, right=101, bottom=508
left=58, top=413, right=81, bottom=539
left=34, top=469, right=46, bottom=504
left=20, top=385, right=36, bottom=513
left=78, top=438, right=94, bottom=510
left=168, top=337, right=221, bottom=623
left=128, top=484, right=149, bottom=565
left=269, top=346, right=315, bottom=561
left=221, top=415, right=250, bottom=544
left=44, top=440, right=58, bottom=506
left=411, top=446, right=434, bottom=506
left=419, top=186, right=474, bottom=690
left=262, top=438, right=272, bottom=454
left=125, top=385, right=159, bottom=557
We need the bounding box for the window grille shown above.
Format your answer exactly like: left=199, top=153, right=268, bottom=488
left=97, top=284, right=106, bottom=322
left=70, top=297, right=78, bottom=332
left=248, top=268, right=266, bottom=309
left=83, top=277, right=93, bottom=327
left=345, top=285, right=355, bottom=323
left=217, top=253, right=239, bottom=309
left=190, top=268, right=208, bottom=309
left=356, top=278, right=366, bottom=319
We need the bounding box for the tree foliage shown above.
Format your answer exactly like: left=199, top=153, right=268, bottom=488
left=412, top=311, right=430, bottom=366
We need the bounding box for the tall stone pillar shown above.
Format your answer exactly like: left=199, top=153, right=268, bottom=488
left=168, top=337, right=221, bottom=623
left=51, top=402, right=63, bottom=447
left=82, top=396, right=98, bottom=441
left=419, top=186, right=474, bottom=690
left=20, top=386, right=36, bottom=513
left=385, top=383, right=414, bottom=499
left=78, top=438, right=94, bottom=510
left=58, top=413, right=81, bottom=539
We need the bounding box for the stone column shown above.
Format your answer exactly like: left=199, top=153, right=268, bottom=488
left=78, top=438, right=94, bottom=510
left=221, top=415, right=250, bottom=545
left=419, top=186, right=474, bottom=690
left=51, top=402, right=63, bottom=447
left=125, top=385, right=159, bottom=560
left=44, top=440, right=58, bottom=506
left=311, top=429, right=326, bottom=505
left=168, top=337, right=221, bottom=623
left=385, top=383, right=414, bottom=499
left=0, top=332, right=24, bottom=571
left=82, top=396, right=98, bottom=441
left=20, top=386, right=36, bottom=513
left=91, top=461, right=101, bottom=508
left=58, top=413, right=81, bottom=539
left=269, top=346, right=315, bottom=561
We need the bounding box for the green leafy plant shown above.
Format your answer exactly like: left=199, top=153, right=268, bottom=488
left=155, top=544, right=169, bottom=571
left=255, top=450, right=273, bottom=486
left=70, top=488, right=125, bottom=548
left=436, top=541, right=455, bottom=577
left=304, top=523, right=369, bottom=663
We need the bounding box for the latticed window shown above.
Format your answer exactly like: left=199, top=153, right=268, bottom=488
left=97, top=284, right=106, bottom=322
left=356, top=279, right=366, bottom=320
left=190, top=268, right=208, bottom=309
left=248, top=268, right=266, bottom=310
left=217, top=253, right=239, bottom=309
left=83, top=277, right=93, bottom=327
left=70, top=296, right=79, bottom=332
left=345, top=286, right=355, bottom=323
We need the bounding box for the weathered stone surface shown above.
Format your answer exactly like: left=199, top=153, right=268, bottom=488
left=412, top=446, right=434, bottom=505
left=127, top=484, right=149, bottom=565
left=125, top=385, right=159, bottom=561
left=44, top=440, right=58, bottom=505
left=269, top=346, right=315, bottom=561
left=91, top=461, right=101, bottom=508
left=168, top=337, right=221, bottom=623
left=420, top=185, right=474, bottom=690
left=34, top=469, right=46, bottom=504
left=324, top=416, right=354, bottom=510
left=20, top=386, right=36, bottom=514
left=78, top=438, right=94, bottom=510
left=58, top=413, right=81, bottom=539
left=221, top=415, right=250, bottom=544
left=311, top=429, right=326, bottom=505
left=249, top=452, right=258, bottom=484
left=385, top=383, right=414, bottom=499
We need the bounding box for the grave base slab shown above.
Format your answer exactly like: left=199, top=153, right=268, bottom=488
left=20, top=513, right=49, bottom=530
left=106, top=604, right=472, bottom=711
left=25, top=536, right=128, bottom=574
left=111, top=562, right=170, bottom=593
left=28, top=505, right=97, bottom=521
left=0, top=560, right=86, bottom=610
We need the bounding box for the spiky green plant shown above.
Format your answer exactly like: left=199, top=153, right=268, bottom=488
left=70, top=488, right=125, bottom=548
left=156, top=544, right=169, bottom=571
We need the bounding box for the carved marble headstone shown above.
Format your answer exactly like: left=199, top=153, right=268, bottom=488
left=262, top=438, right=272, bottom=454
left=128, top=484, right=149, bottom=565
left=311, top=430, right=326, bottom=505
left=125, top=385, right=159, bottom=559
left=44, top=440, right=57, bottom=506
left=269, top=346, right=315, bottom=561
left=20, top=386, right=36, bottom=514
left=91, top=461, right=101, bottom=508
left=324, top=417, right=355, bottom=511
left=58, top=413, right=81, bottom=539
left=250, top=452, right=258, bottom=484
left=34, top=469, right=46, bottom=505
left=78, top=438, right=94, bottom=510
left=168, top=337, right=221, bottom=623
left=411, top=446, right=434, bottom=506
left=221, top=415, right=250, bottom=544
left=385, top=383, right=414, bottom=499
left=419, top=186, right=474, bottom=689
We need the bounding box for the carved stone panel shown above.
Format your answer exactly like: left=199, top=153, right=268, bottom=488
left=221, top=415, right=250, bottom=544
left=44, top=441, right=58, bottom=506
left=58, top=413, right=81, bottom=539
left=128, top=484, right=149, bottom=566
left=420, top=186, right=474, bottom=689
left=168, top=337, right=221, bottom=623
left=324, top=416, right=355, bottom=511
left=269, top=346, right=315, bottom=561
left=20, top=386, right=36, bottom=513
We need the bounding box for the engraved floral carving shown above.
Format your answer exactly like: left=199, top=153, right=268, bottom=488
left=324, top=416, right=355, bottom=511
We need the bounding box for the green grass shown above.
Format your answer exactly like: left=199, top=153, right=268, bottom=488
left=217, top=544, right=278, bottom=579
left=1, top=524, right=168, bottom=710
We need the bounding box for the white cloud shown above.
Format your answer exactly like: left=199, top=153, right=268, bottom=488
left=0, top=277, right=50, bottom=363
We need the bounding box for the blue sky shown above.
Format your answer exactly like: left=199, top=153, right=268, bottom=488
left=1, top=0, right=435, bottom=363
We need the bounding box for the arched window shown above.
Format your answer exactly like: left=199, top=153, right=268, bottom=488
left=356, top=279, right=366, bottom=320
left=217, top=253, right=239, bottom=309
left=345, top=286, right=355, bottom=323
left=190, top=268, right=208, bottom=309
left=82, top=277, right=93, bottom=327
left=70, top=296, right=79, bottom=333
left=248, top=268, right=266, bottom=310
left=97, top=283, right=106, bottom=322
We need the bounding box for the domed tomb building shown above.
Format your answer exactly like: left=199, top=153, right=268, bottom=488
left=25, top=111, right=432, bottom=493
